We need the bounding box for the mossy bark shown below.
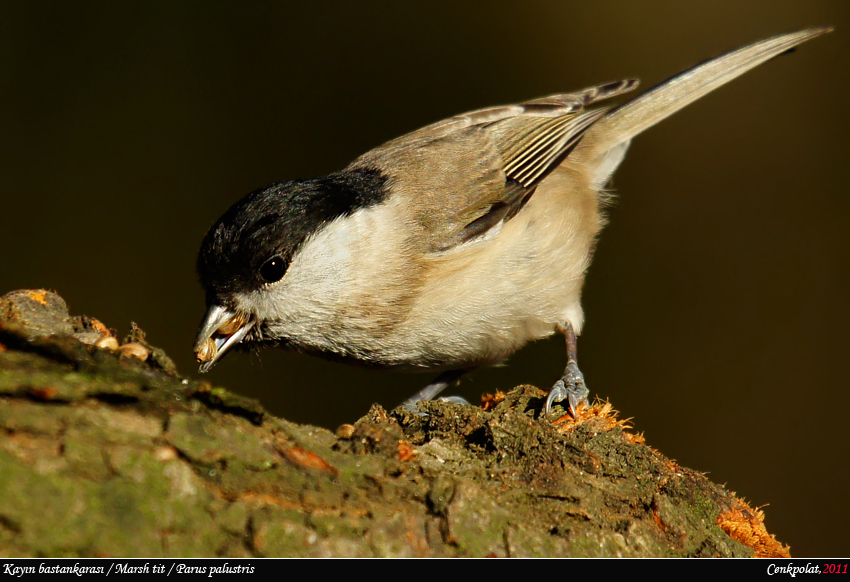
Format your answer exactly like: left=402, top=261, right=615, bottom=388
left=0, top=290, right=785, bottom=557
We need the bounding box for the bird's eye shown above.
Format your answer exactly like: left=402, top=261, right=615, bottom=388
left=260, top=256, right=287, bottom=283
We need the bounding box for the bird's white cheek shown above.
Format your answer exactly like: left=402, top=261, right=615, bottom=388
left=238, top=202, right=407, bottom=338
left=242, top=227, right=354, bottom=327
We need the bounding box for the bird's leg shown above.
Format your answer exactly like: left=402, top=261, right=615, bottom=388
left=544, top=322, right=589, bottom=418
left=400, top=369, right=470, bottom=412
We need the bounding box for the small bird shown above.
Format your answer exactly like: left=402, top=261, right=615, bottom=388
left=194, top=28, right=829, bottom=418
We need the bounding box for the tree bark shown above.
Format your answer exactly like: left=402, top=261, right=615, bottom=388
left=0, top=290, right=787, bottom=558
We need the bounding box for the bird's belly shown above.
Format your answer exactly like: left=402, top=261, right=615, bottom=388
left=297, top=299, right=566, bottom=372
left=316, top=182, right=596, bottom=370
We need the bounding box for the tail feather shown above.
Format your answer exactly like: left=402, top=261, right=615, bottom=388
left=577, top=27, right=832, bottom=167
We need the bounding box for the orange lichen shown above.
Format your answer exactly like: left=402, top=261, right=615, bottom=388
left=717, top=501, right=790, bottom=558
left=89, top=318, right=110, bottom=336
left=279, top=445, right=339, bottom=477
left=622, top=430, right=646, bottom=445
left=396, top=440, right=416, bottom=462
left=553, top=399, right=642, bottom=444
left=26, top=290, right=48, bottom=306
left=28, top=387, right=58, bottom=400
left=480, top=390, right=507, bottom=411
left=652, top=502, right=668, bottom=533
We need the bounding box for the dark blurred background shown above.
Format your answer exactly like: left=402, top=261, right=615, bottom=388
left=1, top=1, right=847, bottom=556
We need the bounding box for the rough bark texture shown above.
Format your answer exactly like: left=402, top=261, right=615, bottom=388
left=0, top=289, right=788, bottom=558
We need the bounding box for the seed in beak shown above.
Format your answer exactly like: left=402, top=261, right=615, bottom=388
left=196, top=337, right=218, bottom=364
left=194, top=307, right=256, bottom=373
left=217, top=312, right=249, bottom=336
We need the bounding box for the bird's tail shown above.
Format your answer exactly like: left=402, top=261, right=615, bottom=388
left=575, top=27, right=831, bottom=187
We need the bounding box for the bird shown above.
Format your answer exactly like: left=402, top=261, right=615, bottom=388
left=193, top=28, right=830, bottom=419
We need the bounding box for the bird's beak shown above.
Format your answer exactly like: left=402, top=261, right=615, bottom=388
left=194, top=305, right=255, bottom=373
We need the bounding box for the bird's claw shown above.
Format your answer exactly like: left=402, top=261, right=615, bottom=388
left=439, top=395, right=470, bottom=405
left=402, top=394, right=470, bottom=414
left=544, top=362, right=588, bottom=419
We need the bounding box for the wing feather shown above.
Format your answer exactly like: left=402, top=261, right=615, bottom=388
left=353, top=82, right=640, bottom=252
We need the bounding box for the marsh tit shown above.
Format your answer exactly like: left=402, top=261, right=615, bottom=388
left=194, top=28, right=829, bottom=417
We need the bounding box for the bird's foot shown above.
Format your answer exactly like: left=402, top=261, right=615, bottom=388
left=399, top=369, right=470, bottom=413
left=438, top=395, right=470, bottom=405
left=402, top=394, right=470, bottom=414
left=544, top=361, right=588, bottom=419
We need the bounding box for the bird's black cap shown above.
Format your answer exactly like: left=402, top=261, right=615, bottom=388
left=197, top=166, right=389, bottom=302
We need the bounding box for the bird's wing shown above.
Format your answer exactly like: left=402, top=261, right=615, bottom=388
left=353, top=80, right=639, bottom=252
